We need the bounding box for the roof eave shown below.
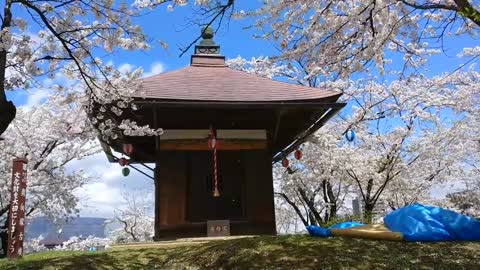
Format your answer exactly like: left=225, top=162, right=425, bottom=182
left=272, top=103, right=346, bottom=163
left=132, top=96, right=344, bottom=109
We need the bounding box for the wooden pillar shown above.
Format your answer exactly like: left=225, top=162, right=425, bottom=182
left=153, top=107, right=161, bottom=240
left=153, top=161, right=161, bottom=240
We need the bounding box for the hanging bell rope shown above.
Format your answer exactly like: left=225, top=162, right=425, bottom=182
left=209, top=127, right=220, bottom=197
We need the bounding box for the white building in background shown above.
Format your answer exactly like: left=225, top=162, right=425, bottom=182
left=352, top=197, right=362, bottom=217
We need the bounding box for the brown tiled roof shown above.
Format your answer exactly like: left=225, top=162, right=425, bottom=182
left=135, top=65, right=341, bottom=102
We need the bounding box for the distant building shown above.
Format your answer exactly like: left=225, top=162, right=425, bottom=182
left=352, top=198, right=362, bottom=217
left=351, top=196, right=388, bottom=223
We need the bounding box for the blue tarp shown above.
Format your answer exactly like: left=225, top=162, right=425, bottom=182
left=306, top=204, right=480, bottom=242
left=306, top=221, right=364, bottom=237
left=384, top=203, right=480, bottom=242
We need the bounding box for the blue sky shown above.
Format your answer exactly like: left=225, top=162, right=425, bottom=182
left=6, top=1, right=477, bottom=218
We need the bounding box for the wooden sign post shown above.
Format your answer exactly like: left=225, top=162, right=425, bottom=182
left=7, top=158, right=27, bottom=259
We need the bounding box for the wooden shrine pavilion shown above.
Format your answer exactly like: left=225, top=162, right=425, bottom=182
left=99, top=29, right=345, bottom=240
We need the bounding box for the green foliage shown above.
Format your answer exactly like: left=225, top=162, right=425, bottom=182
left=458, top=6, right=480, bottom=22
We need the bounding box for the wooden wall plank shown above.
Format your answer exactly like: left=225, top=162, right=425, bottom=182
left=243, top=150, right=276, bottom=234
left=157, top=152, right=187, bottom=226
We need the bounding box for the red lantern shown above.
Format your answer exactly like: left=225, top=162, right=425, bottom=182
left=122, top=144, right=134, bottom=155
left=118, top=157, right=128, bottom=167
left=282, top=158, right=289, bottom=168
left=294, top=150, right=303, bottom=160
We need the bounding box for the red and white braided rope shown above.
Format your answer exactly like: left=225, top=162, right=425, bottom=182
left=210, top=128, right=220, bottom=197
left=213, top=145, right=219, bottom=196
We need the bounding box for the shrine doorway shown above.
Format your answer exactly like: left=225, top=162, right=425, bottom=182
left=186, top=151, right=246, bottom=222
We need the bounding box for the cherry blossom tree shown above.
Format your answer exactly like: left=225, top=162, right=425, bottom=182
left=275, top=197, right=304, bottom=234
left=249, top=0, right=479, bottom=80
left=225, top=1, right=480, bottom=225
left=0, top=91, right=97, bottom=256
left=108, top=190, right=154, bottom=243
left=273, top=137, right=352, bottom=226
left=446, top=190, right=480, bottom=217
left=0, top=0, right=145, bottom=136
left=228, top=56, right=480, bottom=224
left=0, top=0, right=235, bottom=138
left=342, top=71, right=479, bottom=220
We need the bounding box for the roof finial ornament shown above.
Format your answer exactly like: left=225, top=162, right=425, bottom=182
left=195, top=26, right=220, bottom=55
left=201, top=26, right=214, bottom=40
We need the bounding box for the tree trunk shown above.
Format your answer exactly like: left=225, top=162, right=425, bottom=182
left=308, top=211, right=317, bottom=226
left=363, top=202, right=375, bottom=224
left=321, top=179, right=338, bottom=224
left=0, top=100, right=17, bottom=137
left=0, top=216, right=9, bottom=258
left=0, top=0, right=16, bottom=137
left=297, top=187, right=323, bottom=225
left=275, top=192, right=309, bottom=227
left=325, top=180, right=337, bottom=220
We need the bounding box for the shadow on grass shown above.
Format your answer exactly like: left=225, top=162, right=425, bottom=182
left=2, top=236, right=480, bottom=269
left=3, top=252, right=127, bottom=270
left=158, top=236, right=480, bottom=270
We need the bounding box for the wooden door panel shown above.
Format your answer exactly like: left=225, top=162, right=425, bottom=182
left=187, top=151, right=246, bottom=222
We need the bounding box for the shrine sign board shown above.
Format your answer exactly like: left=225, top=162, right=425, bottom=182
left=207, top=220, right=230, bottom=237
left=7, top=158, right=28, bottom=259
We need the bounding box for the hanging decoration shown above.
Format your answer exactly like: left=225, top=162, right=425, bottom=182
left=209, top=127, right=220, bottom=197
left=122, top=143, right=134, bottom=155
left=118, top=157, right=129, bottom=177
left=294, top=149, right=303, bottom=160
left=345, top=129, right=356, bottom=142
left=118, top=157, right=128, bottom=167
left=282, top=158, right=289, bottom=168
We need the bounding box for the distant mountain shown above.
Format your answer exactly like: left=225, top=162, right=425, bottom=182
left=26, top=216, right=109, bottom=246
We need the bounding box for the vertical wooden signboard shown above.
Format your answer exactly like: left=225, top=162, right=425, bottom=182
left=7, top=158, right=27, bottom=259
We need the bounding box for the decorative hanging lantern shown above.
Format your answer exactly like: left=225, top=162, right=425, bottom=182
left=118, top=157, right=128, bottom=167
left=345, top=129, right=356, bottom=142
left=122, top=167, right=130, bottom=176
left=282, top=158, right=289, bottom=168
left=123, top=143, right=134, bottom=155
left=294, top=150, right=303, bottom=160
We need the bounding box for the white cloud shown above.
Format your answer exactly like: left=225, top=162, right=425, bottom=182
left=20, top=90, right=49, bottom=109
left=43, top=72, right=68, bottom=87
left=68, top=152, right=154, bottom=218
left=17, top=71, right=75, bottom=110
left=143, top=62, right=165, bottom=77
left=118, top=63, right=134, bottom=74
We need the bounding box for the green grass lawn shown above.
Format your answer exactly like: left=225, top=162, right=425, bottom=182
left=1, top=235, right=479, bottom=269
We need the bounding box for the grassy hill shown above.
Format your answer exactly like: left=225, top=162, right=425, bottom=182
left=1, top=235, right=479, bottom=269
